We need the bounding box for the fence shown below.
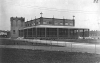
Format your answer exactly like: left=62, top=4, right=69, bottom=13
left=15, top=38, right=100, bottom=54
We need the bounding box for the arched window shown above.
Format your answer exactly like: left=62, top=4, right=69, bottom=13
left=13, top=30, right=15, bottom=34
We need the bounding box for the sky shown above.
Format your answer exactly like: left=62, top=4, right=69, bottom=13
left=0, top=0, right=100, bottom=31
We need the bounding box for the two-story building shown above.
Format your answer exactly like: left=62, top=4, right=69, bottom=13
left=10, top=15, right=89, bottom=39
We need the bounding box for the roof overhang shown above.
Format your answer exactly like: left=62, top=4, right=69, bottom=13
left=22, top=25, right=89, bottom=30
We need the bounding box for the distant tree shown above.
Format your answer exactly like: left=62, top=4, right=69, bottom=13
left=94, top=0, right=98, bottom=3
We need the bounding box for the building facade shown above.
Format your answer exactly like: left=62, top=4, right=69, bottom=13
left=10, top=17, right=25, bottom=38
left=0, top=30, right=10, bottom=38
left=10, top=16, right=89, bottom=39
left=89, top=30, right=100, bottom=39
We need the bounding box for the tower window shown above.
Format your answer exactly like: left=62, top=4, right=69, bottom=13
left=13, top=30, right=15, bottom=34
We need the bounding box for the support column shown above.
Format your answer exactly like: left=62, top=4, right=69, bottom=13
left=57, top=28, right=59, bottom=39
left=83, top=29, right=85, bottom=39
left=36, top=27, right=37, bottom=39
left=78, top=29, right=80, bottom=38
left=88, top=29, right=89, bottom=37
left=27, top=29, right=28, bottom=38
left=20, top=30, right=21, bottom=37
left=19, top=30, right=20, bottom=37
left=68, top=29, right=70, bottom=39
left=23, top=29, right=24, bottom=37
left=32, top=28, right=33, bottom=38
left=24, top=29, right=25, bottom=38
left=45, top=28, right=46, bottom=38
left=73, top=29, right=74, bottom=38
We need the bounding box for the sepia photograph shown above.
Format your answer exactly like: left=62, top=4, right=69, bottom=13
left=0, top=0, right=100, bottom=63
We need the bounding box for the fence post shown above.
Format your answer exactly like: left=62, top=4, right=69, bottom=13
left=40, top=39, right=41, bottom=43
left=65, top=42, right=66, bottom=46
left=46, top=38, right=47, bottom=45
left=34, top=43, right=35, bottom=50
left=57, top=39, right=58, bottom=46
left=51, top=39, right=52, bottom=49
left=95, top=43, right=96, bottom=54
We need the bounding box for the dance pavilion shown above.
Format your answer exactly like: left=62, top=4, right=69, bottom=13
left=10, top=14, right=89, bottom=39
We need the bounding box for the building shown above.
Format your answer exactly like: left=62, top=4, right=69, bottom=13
left=0, top=30, right=10, bottom=38
left=89, top=30, right=100, bottom=39
left=10, top=17, right=25, bottom=38
left=10, top=15, right=89, bottom=39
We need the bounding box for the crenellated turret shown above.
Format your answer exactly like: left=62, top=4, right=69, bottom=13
left=10, top=16, right=25, bottom=38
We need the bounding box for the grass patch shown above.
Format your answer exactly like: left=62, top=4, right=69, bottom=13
left=0, top=38, right=64, bottom=47
left=0, top=48, right=100, bottom=63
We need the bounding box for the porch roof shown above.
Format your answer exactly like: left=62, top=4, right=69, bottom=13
left=22, top=25, right=89, bottom=30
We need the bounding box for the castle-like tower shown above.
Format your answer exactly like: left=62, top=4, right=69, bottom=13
left=10, top=17, right=25, bottom=38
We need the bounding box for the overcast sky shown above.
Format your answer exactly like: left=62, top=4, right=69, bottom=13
left=0, top=0, right=100, bottom=30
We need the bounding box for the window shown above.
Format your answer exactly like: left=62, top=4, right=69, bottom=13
left=43, top=21, right=47, bottom=24
left=60, top=22, right=63, bottom=25
left=27, top=24, right=29, bottom=26
left=32, top=23, right=35, bottom=26
left=32, top=22, right=35, bottom=26
left=26, top=24, right=27, bottom=27
left=80, top=30, right=83, bottom=32
left=54, top=21, right=58, bottom=25
left=13, top=30, right=15, bottom=34
left=55, top=22, right=58, bottom=25
left=30, top=23, right=32, bottom=26
left=34, top=23, right=35, bottom=25
left=36, top=21, right=40, bottom=24
left=38, top=21, right=40, bottom=24
left=74, top=30, right=77, bottom=33
left=43, top=21, right=52, bottom=25
left=69, top=23, right=73, bottom=26
left=49, top=21, right=52, bottom=24
left=65, top=23, right=68, bottom=25
left=21, top=23, right=23, bottom=26
left=43, top=21, right=51, bottom=24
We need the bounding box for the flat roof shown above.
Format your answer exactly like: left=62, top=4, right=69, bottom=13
left=23, top=25, right=89, bottom=29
